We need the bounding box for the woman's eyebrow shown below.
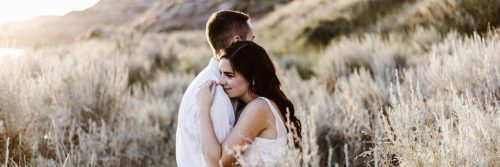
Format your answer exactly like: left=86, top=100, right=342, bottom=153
left=220, top=70, right=234, bottom=75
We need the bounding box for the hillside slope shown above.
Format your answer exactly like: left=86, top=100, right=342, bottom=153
left=131, top=0, right=291, bottom=33
left=0, top=0, right=157, bottom=48
left=256, top=0, right=500, bottom=54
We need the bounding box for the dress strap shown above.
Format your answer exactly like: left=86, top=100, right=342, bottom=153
left=258, top=97, right=286, bottom=137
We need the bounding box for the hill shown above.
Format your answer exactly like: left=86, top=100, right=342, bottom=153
left=0, top=0, right=156, bottom=47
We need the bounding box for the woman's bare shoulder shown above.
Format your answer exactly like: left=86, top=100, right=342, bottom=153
left=231, top=98, right=273, bottom=137
left=240, top=98, right=272, bottom=119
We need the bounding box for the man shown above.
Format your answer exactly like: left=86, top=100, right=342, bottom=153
left=176, top=10, right=254, bottom=167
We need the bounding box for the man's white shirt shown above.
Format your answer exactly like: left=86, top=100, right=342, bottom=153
left=176, top=57, right=235, bottom=167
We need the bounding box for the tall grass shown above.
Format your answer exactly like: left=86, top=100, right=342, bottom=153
left=372, top=32, right=500, bottom=166
left=0, top=18, right=499, bottom=167
left=0, top=40, right=192, bottom=166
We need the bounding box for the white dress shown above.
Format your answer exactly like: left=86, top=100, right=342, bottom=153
left=239, top=97, right=288, bottom=166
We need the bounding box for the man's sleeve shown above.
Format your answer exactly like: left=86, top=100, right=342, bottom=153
left=208, top=86, right=233, bottom=143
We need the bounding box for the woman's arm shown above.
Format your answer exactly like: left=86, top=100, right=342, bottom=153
left=199, top=107, right=224, bottom=166
left=197, top=82, right=271, bottom=166
left=216, top=101, right=270, bottom=166
left=197, top=80, right=223, bottom=166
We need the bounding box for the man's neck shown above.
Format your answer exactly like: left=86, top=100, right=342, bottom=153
left=213, top=52, right=221, bottom=61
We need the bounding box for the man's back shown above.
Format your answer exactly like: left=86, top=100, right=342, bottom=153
left=176, top=58, right=235, bottom=167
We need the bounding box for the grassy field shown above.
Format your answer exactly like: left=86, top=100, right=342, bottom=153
left=0, top=0, right=499, bottom=166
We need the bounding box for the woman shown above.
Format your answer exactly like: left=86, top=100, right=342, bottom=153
left=196, top=41, right=302, bottom=166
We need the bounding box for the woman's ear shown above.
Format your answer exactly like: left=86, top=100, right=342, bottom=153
left=248, top=79, right=256, bottom=97
left=251, top=79, right=256, bottom=92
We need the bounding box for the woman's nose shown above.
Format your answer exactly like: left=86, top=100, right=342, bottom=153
left=219, top=78, right=227, bottom=85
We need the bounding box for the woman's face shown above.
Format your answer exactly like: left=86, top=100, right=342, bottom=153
left=219, top=59, right=250, bottom=99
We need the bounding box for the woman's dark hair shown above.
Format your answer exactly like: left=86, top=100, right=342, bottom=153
left=219, top=41, right=302, bottom=148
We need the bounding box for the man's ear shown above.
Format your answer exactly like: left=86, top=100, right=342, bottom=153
left=230, top=36, right=242, bottom=45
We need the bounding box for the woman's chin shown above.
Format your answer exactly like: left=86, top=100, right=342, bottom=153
left=226, top=94, right=239, bottom=99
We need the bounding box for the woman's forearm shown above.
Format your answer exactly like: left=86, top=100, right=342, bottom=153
left=199, top=107, right=223, bottom=166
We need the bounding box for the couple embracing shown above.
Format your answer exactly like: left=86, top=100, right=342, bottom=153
left=176, top=10, right=302, bottom=167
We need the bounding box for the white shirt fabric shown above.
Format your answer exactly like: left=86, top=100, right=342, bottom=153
left=176, top=57, right=236, bottom=167
left=239, top=97, right=288, bottom=166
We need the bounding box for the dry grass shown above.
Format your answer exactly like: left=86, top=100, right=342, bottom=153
left=0, top=40, right=192, bottom=166
left=2, top=29, right=497, bottom=166
left=0, top=1, right=499, bottom=166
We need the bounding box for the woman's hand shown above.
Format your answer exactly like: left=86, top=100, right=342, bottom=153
left=196, top=80, right=217, bottom=112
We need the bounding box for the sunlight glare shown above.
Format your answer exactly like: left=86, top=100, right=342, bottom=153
left=0, top=0, right=99, bottom=25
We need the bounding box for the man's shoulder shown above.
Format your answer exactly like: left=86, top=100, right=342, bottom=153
left=184, top=68, right=216, bottom=92
left=179, top=68, right=220, bottom=111
left=212, top=86, right=231, bottom=103
left=190, top=69, right=218, bottom=86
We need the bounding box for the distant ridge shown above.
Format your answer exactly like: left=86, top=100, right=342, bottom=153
left=131, top=0, right=290, bottom=33
left=0, top=0, right=157, bottom=48
left=0, top=0, right=289, bottom=48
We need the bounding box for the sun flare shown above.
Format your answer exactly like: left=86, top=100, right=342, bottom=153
left=0, top=0, right=99, bottom=25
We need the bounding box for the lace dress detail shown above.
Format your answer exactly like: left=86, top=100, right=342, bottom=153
left=239, top=97, right=288, bottom=166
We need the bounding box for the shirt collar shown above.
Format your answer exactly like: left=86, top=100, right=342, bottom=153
left=208, top=57, right=221, bottom=78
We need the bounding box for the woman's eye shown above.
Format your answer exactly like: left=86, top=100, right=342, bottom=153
left=222, top=72, right=234, bottom=78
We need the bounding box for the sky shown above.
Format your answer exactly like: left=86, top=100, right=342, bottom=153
left=0, top=0, right=99, bottom=25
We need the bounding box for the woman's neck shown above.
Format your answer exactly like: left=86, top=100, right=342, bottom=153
left=240, top=93, right=257, bottom=104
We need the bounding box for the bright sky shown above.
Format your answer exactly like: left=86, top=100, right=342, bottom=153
left=0, top=0, right=99, bottom=25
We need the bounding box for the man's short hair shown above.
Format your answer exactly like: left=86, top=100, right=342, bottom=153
left=206, top=10, right=250, bottom=54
